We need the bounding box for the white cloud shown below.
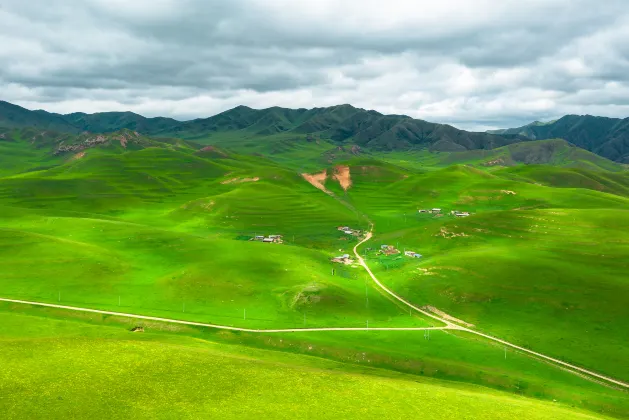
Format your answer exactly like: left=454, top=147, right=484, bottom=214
left=1, top=0, right=628, bottom=130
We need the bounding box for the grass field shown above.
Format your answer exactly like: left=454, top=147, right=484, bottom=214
left=1, top=136, right=628, bottom=418
left=1, top=304, right=626, bottom=419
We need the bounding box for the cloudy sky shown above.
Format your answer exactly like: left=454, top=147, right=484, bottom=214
left=1, top=0, right=629, bottom=130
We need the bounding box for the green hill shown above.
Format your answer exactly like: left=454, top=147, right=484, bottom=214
left=62, top=111, right=181, bottom=134
left=490, top=115, right=629, bottom=163
left=1, top=308, right=619, bottom=420
left=1, top=101, right=522, bottom=153
left=6, top=100, right=629, bottom=163
left=437, top=139, right=625, bottom=171
left=0, top=100, right=80, bottom=132
left=0, top=127, right=200, bottom=177
left=2, top=118, right=629, bottom=418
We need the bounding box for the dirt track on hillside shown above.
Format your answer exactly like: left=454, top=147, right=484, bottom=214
left=351, top=230, right=628, bottom=389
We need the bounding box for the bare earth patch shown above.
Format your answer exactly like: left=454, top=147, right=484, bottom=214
left=200, top=145, right=229, bottom=157
left=483, top=158, right=505, bottom=167
left=417, top=267, right=439, bottom=276
left=333, top=165, right=352, bottom=191
left=70, top=151, right=86, bottom=161
left=436, top=227, right=468, bottom=239
left=221, top=177, right=260, bottom=185
left=423, top=305, right=475, bottom=328
left=302, top=170, right=331, bottom=194
left=501, top=190, right=517, bottom=195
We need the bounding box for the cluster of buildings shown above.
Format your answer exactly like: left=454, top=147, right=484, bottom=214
left=378, top=245, right=422, bottom=259
left=418, top=208, right=442, bottom=214
left=379, top=245, right=400, bottom=255
left=337, top=226, right=363, bottom=236
left=404, top=250, right=422, bottom=258
left=331, top=253, right=353, bottom=264
left=418, top=208, right=470, bottom=217
left=251, top=234, right=283, bottom=244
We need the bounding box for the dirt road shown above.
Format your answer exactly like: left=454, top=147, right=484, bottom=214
left=0, top=297, right=445, bottom=333
left=0, top=229, right=626, bottom=389
left=352, top=230, right=629, bottom=389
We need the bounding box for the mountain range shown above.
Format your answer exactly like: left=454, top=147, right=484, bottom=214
left=489, top=115, right=629, bottom=163
left=1, top=99, right=628, bottom=162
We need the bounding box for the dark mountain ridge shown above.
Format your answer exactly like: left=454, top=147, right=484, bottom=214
left=2, top=99, right=627, bottom=160
left=490, top=114, right=629, bottom=163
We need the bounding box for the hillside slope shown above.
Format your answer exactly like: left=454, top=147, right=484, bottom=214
left=490, top=115, right=629, bottom=163
left=1, top=101, right=521, bottom=153
left=438, top=139, right=625, bottom=172
left=0, top=101, right=80, bottom=133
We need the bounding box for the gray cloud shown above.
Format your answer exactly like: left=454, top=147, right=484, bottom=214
left=1, top=0, right=629, bottom=129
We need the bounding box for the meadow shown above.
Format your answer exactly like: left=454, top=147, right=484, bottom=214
left=1, top=136, right=628, bottom=418
left=1, top=303, right=627, bottom=419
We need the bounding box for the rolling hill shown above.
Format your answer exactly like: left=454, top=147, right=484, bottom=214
left=0, top=100, right=80, bottom=133
left=0, top=101, right=521, bottom=152
left=489, top=115, right=629, bottom=163
left=1, top=115, right=629, bottom=418
left=5, top=100, right=629, bottom=164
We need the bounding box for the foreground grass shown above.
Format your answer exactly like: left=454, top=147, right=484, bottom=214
left=0, top=308, right=622, bottom=420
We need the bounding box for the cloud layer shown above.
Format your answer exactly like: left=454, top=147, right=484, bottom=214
left=1, top=0, right=629, bottom=130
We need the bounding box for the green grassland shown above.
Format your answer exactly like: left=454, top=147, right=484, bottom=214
left=1, top=304, right=626, bottom=419
left=0, top=149, right=419, bottom=329
left=1, top=135, right=629, bottom=418
left=375, top=139, right=626, bottom=172
left=337, top=161, right=629, bottom=381
left=364, top=209, right=629, bottom=380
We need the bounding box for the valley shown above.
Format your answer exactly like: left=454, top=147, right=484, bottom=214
left=1, top=103, right=628, bottom=419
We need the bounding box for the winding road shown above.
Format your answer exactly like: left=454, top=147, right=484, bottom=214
left=1, top=228, right=627, bottom=389
left=352, top=230, right=629, bottom=389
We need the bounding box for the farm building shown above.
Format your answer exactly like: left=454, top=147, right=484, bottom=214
left=380, top=245, right=400, bottom=255
left=431, top=208, right=441, bottom=214
left=404, top=251, right=422, bottom=258
left=331, top=254, right=353, bottom=264
left=455, top=212, right=470, bottom=217
left=418, top=209, right=428, bottom=213
left=337, top=226, right=350, bottom=231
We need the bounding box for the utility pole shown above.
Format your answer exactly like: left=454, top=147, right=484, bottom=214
left=58, top=291, right=60, bottom=302
left=183, top=302, right=185, bottom=312
left=504, top=346, right=507, bottom=360
left=244, top=309, right=246, bottom=320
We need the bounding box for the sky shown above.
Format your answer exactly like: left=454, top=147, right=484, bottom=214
left=1, top=0, right=629, bottom=131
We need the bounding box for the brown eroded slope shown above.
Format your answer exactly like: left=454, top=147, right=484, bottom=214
left=333, top=165, right=352, bottom=191
left=302, top=170, right=331, bottom=194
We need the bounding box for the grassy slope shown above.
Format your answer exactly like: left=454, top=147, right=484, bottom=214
left=1, top=140, right=629, bottom=418
left=342, top=164, right=629, bottom=380
left=0, top=306, right=624, bottom=420
left=0, top=149, right=423, bottom=329
left=376, top=139, right=626, bottom=172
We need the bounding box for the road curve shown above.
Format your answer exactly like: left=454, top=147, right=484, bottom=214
left=2, top=233, right=627, bottom=389
left=352, top=230, right=629, bottom=389
left=0, top=297, right=445, bottom=333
